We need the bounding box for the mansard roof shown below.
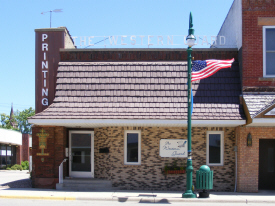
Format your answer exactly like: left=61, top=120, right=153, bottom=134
left=29, top=61, right=244, bottom=123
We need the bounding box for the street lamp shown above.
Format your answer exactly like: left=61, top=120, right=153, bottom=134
left=182, top=12, right=196, bottom=198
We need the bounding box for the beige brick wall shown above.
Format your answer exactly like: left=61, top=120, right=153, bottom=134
left=94, top=126, right=236, bottom=191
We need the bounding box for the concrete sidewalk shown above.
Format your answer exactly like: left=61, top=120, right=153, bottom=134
left=0, top=188, right=275, bottom=203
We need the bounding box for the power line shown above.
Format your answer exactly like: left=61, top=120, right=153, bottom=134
left=85, top=36, right=112, bottom=48
left=0, top=103, right=34, bottom=107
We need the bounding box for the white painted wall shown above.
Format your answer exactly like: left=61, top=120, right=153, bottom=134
left=0, top=128, right=22, bottom=145
left=213, top=0, right=242, bottom=49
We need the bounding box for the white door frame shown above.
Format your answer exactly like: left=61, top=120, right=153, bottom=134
left=69, top=130, right=94, bottom=178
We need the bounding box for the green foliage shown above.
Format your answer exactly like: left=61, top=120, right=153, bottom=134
left=15, top=107, right=35, bottom=134
left=10, top=164, right=23, bottom=171
left=164, top=160, right=186, bottom=171
left=21, top=161, right=29, bottom=170
left=164, top=164, right=169, bottom=172
left=172, top=160, right=179, bottom=170
left=0, top=113, right=17, bottom=130
left=1, top=165, right=7, bottom=169
left=0, top=107, right=35, bottom=134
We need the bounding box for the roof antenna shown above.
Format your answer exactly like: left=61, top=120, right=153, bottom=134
left=41, top=9, right=63, bottom=28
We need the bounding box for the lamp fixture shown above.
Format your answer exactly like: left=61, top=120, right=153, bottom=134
left=247, top=133, right=252, bottom=146
left=186, top=34, right=196, bottom=48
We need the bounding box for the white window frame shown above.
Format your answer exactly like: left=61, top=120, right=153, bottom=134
left=263, top=26, right=275, bottom=77
left=124, top=130, right=141, bottom=165
left=206, top=131, right=224, bottom=166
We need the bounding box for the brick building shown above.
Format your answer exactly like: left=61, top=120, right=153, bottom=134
left=0, top=128, right=31, bottom=168
left=216, top=0, right=275, bottom=192
left=29, top=0, right=275, bottom=192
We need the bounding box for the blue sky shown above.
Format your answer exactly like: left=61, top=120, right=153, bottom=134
left=0, top=0, right=234, bottom=115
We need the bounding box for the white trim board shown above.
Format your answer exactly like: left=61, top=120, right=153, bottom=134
left=29, top=119, right=246, bottom=128
left=247, top=118, right=275, bottom=127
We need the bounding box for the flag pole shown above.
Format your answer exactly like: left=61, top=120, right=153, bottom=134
left=182, top=12, right=196, bottom=198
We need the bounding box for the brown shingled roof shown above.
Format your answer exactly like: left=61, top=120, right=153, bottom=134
left=30, top=61, right=244, bottom=120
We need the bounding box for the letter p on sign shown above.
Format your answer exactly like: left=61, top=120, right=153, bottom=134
left=42, top=34, right=48, bottom=41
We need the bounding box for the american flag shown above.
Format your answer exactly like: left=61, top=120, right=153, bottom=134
left=191, top=58, right=234, bottom=82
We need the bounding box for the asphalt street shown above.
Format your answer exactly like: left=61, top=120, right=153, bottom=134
left=0, top=199, right=274, bottom=206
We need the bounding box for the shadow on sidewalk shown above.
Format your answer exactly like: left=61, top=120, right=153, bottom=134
left=0, top=179, right=32, bottom=189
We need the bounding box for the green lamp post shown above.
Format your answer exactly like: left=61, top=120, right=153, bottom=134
left=182, top=12, right=196, bottom=198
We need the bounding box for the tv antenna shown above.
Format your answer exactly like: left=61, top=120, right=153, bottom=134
left=41, top=9, right=63, bottom=28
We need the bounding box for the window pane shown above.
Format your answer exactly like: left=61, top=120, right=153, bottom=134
left=0, top=145, right=6, bottom=156
left=1, top=145, right=6, bottom=166
left=209, top=134, right=221, bottom=164
left=266, top=29, right=275, bottom=51
left=266, top=52, right=275, bottom=75
left=7, top=146, right=11, bottom=156
left=6, top=146, right=11, bottom=165
left=127, top=133, right=139, bottom=163
left=71, top=133, right=91, bottom=172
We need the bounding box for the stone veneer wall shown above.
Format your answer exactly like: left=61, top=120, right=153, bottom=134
left=94, top=126, right=236, bottom=191
left=236, top=126, right=275, bottom=192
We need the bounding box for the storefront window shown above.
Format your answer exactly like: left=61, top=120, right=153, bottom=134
left=7, top=146, right=12, bottom=165
left=207, top=131, right=224, bottom=166
left=11, top=146, right=16, bottom=165
left=124, top=130, right=141, bottom=165
left=1, top=144, right=7, bottom=168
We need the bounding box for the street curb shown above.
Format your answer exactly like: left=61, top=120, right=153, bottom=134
left=0, top=194, right=275, bottom=203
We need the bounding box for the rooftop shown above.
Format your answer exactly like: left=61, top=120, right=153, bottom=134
left=29, top=61, right=245, bottom=127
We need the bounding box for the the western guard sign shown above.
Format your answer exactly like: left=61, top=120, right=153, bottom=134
left=159, top=139, right=188, bottom=158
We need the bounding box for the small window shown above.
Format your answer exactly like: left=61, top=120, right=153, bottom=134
left=206, top=131, right=224, bottom=166
left=263, top=26, right=275, bottom=77
left=124, top=130, right=141, bottom=165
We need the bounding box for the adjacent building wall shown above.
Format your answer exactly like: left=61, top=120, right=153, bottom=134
left=215, top=0, right=242, bottom=49
left=242, top=0, right=275, bottom=88
left=22, top=134, right=30, bottom=161
left=236, top=126, right=275, bottom=192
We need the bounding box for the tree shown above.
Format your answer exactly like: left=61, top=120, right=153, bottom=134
left=15, top=107, right=35, bottom=134
left=0, top=107, right=35, bottom=134
left=0, top=113, right=15, bottom=130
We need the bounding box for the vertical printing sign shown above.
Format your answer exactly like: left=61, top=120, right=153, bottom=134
left=41, top=33, right=49, bottom=107
left=159, top=139, right=187, bottom=158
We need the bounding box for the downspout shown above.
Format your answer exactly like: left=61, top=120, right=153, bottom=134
left=234, top=143, right=237, bottom=192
